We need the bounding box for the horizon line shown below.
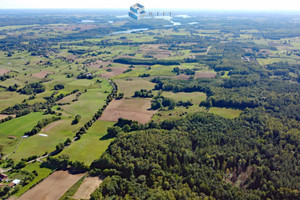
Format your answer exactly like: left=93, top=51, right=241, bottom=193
left=0, top=8, right=300, bottom=12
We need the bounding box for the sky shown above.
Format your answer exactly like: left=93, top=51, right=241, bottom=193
left=0, top=0, right=300, bottom=10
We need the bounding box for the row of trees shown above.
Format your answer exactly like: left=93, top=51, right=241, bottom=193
left=24, top=116, right=61, bottom=136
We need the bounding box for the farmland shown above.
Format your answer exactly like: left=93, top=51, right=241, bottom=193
left=18, top=171, right=84, bottom=200
left=0, top=9, right=299, bottom=200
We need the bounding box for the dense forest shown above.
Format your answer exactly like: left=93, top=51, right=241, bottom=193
left=90, top=111, right=300, bottom=199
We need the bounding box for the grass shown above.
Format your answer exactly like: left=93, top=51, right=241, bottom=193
left=10, top=118, right=79, bottom=161
left=153, top=105, right=206, bottom=122
left=61, top=88, right=109, bottom=119
left=59, top=121, right=115, bottom=165
left=0, top=112, right=48, bottom=154
left=59, top=175, right=86, bottom=200
left=113, top=64, right=176, bottom=79
left=208, top=107, right=242, bottom=119
left=13, top=162, right=52, bottom=197
left=0, top=91, right=28, bottom=112
left=221, top=71, right=230, bottom=78
left=257, top=58, right=287, bottom=65
left=162, top=91, right=207, bottom=104
left=114, top=78, right=155, bottom=98
left=3, top=80, right=112, bottom=161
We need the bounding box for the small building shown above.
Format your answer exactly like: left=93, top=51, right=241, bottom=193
left=8, top=179, right=20, bottom=188
left=13, top=179, right=21, bottom=185
left=0, top=173, right=8, bottom=181
left=8, top=179, right=21, bottom=188
left=8, top=182, right=15, bottom=187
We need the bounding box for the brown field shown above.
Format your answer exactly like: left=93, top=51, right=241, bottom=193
left=175, top=74, right=191, bottom=80
left=72, top=176, right=102, bottom=200
left=101, top=67, right=128, bottom=78
left=18, top=171, right=84, bottom=200
left=0, top=68, right=10, bottom=75
left=0, top=114, right=15, bottom=120
left=32, top=70, right=54, bottom=79
left=66, top=54, right=77, bottom=60
left=41, top=120, right=65, bottom=133
left=112, top=21, right=128, bottom=26
left=195, top=71, right=216, bottom=78
left=99, top=98, right=157, bottom=124
left=139, top=44, right=171, bottom=59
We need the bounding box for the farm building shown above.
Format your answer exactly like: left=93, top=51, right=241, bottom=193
left=8, top=179, right=21, bottom=188
left=0, top=173, right=8, bottom=181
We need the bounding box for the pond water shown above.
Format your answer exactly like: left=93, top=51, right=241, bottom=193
left=111, top=28, right=149, bottom=35
left=81, top=20, right=95, bottom=23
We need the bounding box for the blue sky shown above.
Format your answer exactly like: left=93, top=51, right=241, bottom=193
left=0, top=0, right=299, bottom=10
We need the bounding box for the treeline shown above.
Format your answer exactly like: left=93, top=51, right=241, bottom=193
left=90, top=112, right=300, bottom=199
left=133, top=89, right=153, bottom=98
left=172, top=67, right=195, bottom=75
left=75, top=80, right=117, bottom=140
left=152, top=77, right=213, bottom=95
left=17, top=82, right=45, bottom=95
left=42, top=155, right=88, bottom=174
left=1, top=89, right=79, bottom=115
left=0, top=74, right=12, bottom=81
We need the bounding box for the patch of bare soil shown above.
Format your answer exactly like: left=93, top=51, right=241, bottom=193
left=100, top=67, right=128, bottom=78
left=139, top=44, right=172, bottom=59
left=0, top=114, right=15, bottom=120
left=194, top=71, right=216, bottom=78
left=18, top=171, right=84, bottom=200
left=99, top=98, right=157, bottom=124
left=175, top=74, right=191, bottom=80
left=0, top=68, right=10, bottom=75
left=32, top=70, right=53, bottom=79
left=72, top=176, right=102, bottom=200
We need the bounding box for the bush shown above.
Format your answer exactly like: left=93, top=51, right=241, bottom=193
left=53, top=84, right=64, bottom=90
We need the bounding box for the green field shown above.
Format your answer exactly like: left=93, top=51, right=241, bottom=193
left=0, top=112, right=50, bottom=154
left=13, top=162, right=52, bottom=197
left=208, top=107, right=242, bottom=119
left=60, top=121, right=115, bottom=165
left=162, top=91, right=207, bottom=104
left=115, top=78, right=155, bottom=98
left=153, top=105, right=207, bottom=122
